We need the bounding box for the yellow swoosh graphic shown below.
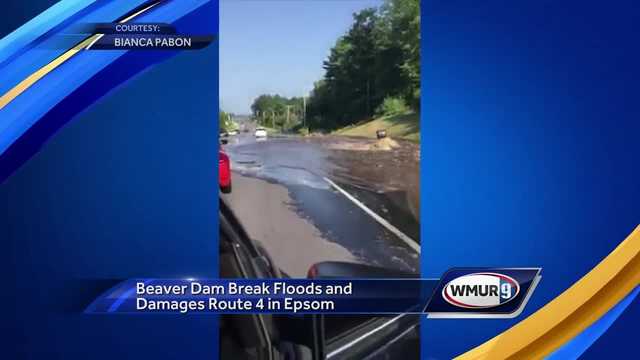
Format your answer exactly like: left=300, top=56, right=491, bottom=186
left=456, top=225, right=640, bottom=359
left=0, top=1, right=162, bottom=111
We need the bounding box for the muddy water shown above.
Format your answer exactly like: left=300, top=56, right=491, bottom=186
left=227, top=134, right=420, bottom=222
left=223, top=133, right=420, bottom=272
left=226, top=134, right=332, bottom=190
left=320, top=136, right=420, bottom=222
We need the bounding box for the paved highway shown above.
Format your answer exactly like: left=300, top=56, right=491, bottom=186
left=222, top=132, right=420, bottom=277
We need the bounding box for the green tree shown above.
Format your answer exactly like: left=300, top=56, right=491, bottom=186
left=378, top=0, right=420, bottom=108
left=306, top=0, right=420, bottom=131
left=218, top=110, right=235, bottom=132
left=250, top=94, right=305, bottom=130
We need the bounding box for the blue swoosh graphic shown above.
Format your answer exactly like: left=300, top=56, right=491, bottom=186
left=108, top=279, right=155, bottom=312
left=546, top=286, right=640, bottom=359
left=0, top=0, right=212, bottom=183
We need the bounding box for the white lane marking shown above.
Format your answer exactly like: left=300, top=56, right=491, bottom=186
left=323, top=176, right=420, bottom=253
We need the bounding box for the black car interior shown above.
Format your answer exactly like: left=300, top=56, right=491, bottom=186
left=220, top=199, right=317, bottom=360
left=219, top=198, right=419, bottom=360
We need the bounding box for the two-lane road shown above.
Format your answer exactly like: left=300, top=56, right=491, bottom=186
left=222, top=132, right=420, bottom=277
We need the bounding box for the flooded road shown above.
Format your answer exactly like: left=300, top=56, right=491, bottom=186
left=222, top=132, right=420, bottom=276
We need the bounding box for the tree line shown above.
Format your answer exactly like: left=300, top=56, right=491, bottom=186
left=219, top=110, right=233, bottom=132
left=250, top=0, right=419, bottom=132
left=307, top=0, right=419, bottom=130
left=250, top=94, right=304, bottom=130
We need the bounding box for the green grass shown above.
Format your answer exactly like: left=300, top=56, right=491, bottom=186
left=333, top=113, right=420, bottom=142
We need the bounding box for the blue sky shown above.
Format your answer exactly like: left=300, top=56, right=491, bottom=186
left=220, top=0, right=382, bottom=114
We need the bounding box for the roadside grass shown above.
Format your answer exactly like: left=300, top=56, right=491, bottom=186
left=333, top=112, right=420, bottom=142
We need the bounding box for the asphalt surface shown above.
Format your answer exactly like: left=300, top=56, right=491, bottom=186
left=221, top=132, right=420, bottom=277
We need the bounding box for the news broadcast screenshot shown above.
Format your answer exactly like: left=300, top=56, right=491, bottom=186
left=1, top=0, right=638, bottom=359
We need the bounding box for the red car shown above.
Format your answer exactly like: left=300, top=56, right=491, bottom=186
left=219, top=150, right=232, bottom=193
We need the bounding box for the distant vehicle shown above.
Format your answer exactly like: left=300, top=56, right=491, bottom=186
left=219, top=150, right=232, bottom=193
left=254, top=127, right=268, bottom=138
left=228, top=129, right=239, bottom=136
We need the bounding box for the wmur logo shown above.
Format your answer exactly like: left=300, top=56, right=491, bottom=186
left=425, top=268, right=540, bottom=318
left=442, top=272, right=520, bottom=309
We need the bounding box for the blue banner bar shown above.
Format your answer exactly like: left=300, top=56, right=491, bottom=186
left=85, top=279, right=439, bottom=315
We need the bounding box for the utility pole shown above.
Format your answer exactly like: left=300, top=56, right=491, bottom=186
left=285, top=105, right=293, bottom=130
left=271, top=110, right=276, bottom=129
left=303, top=96, right=306, bottom=128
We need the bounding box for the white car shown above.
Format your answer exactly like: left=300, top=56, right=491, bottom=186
left=254, top=128, right=268, bottom=138
left=228, top=129, right=239, bottom=136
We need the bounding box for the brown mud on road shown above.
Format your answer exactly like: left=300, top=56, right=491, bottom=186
left=313, top=135, right=420, bottom=222
left=223, top=133, right=420, bottom=273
